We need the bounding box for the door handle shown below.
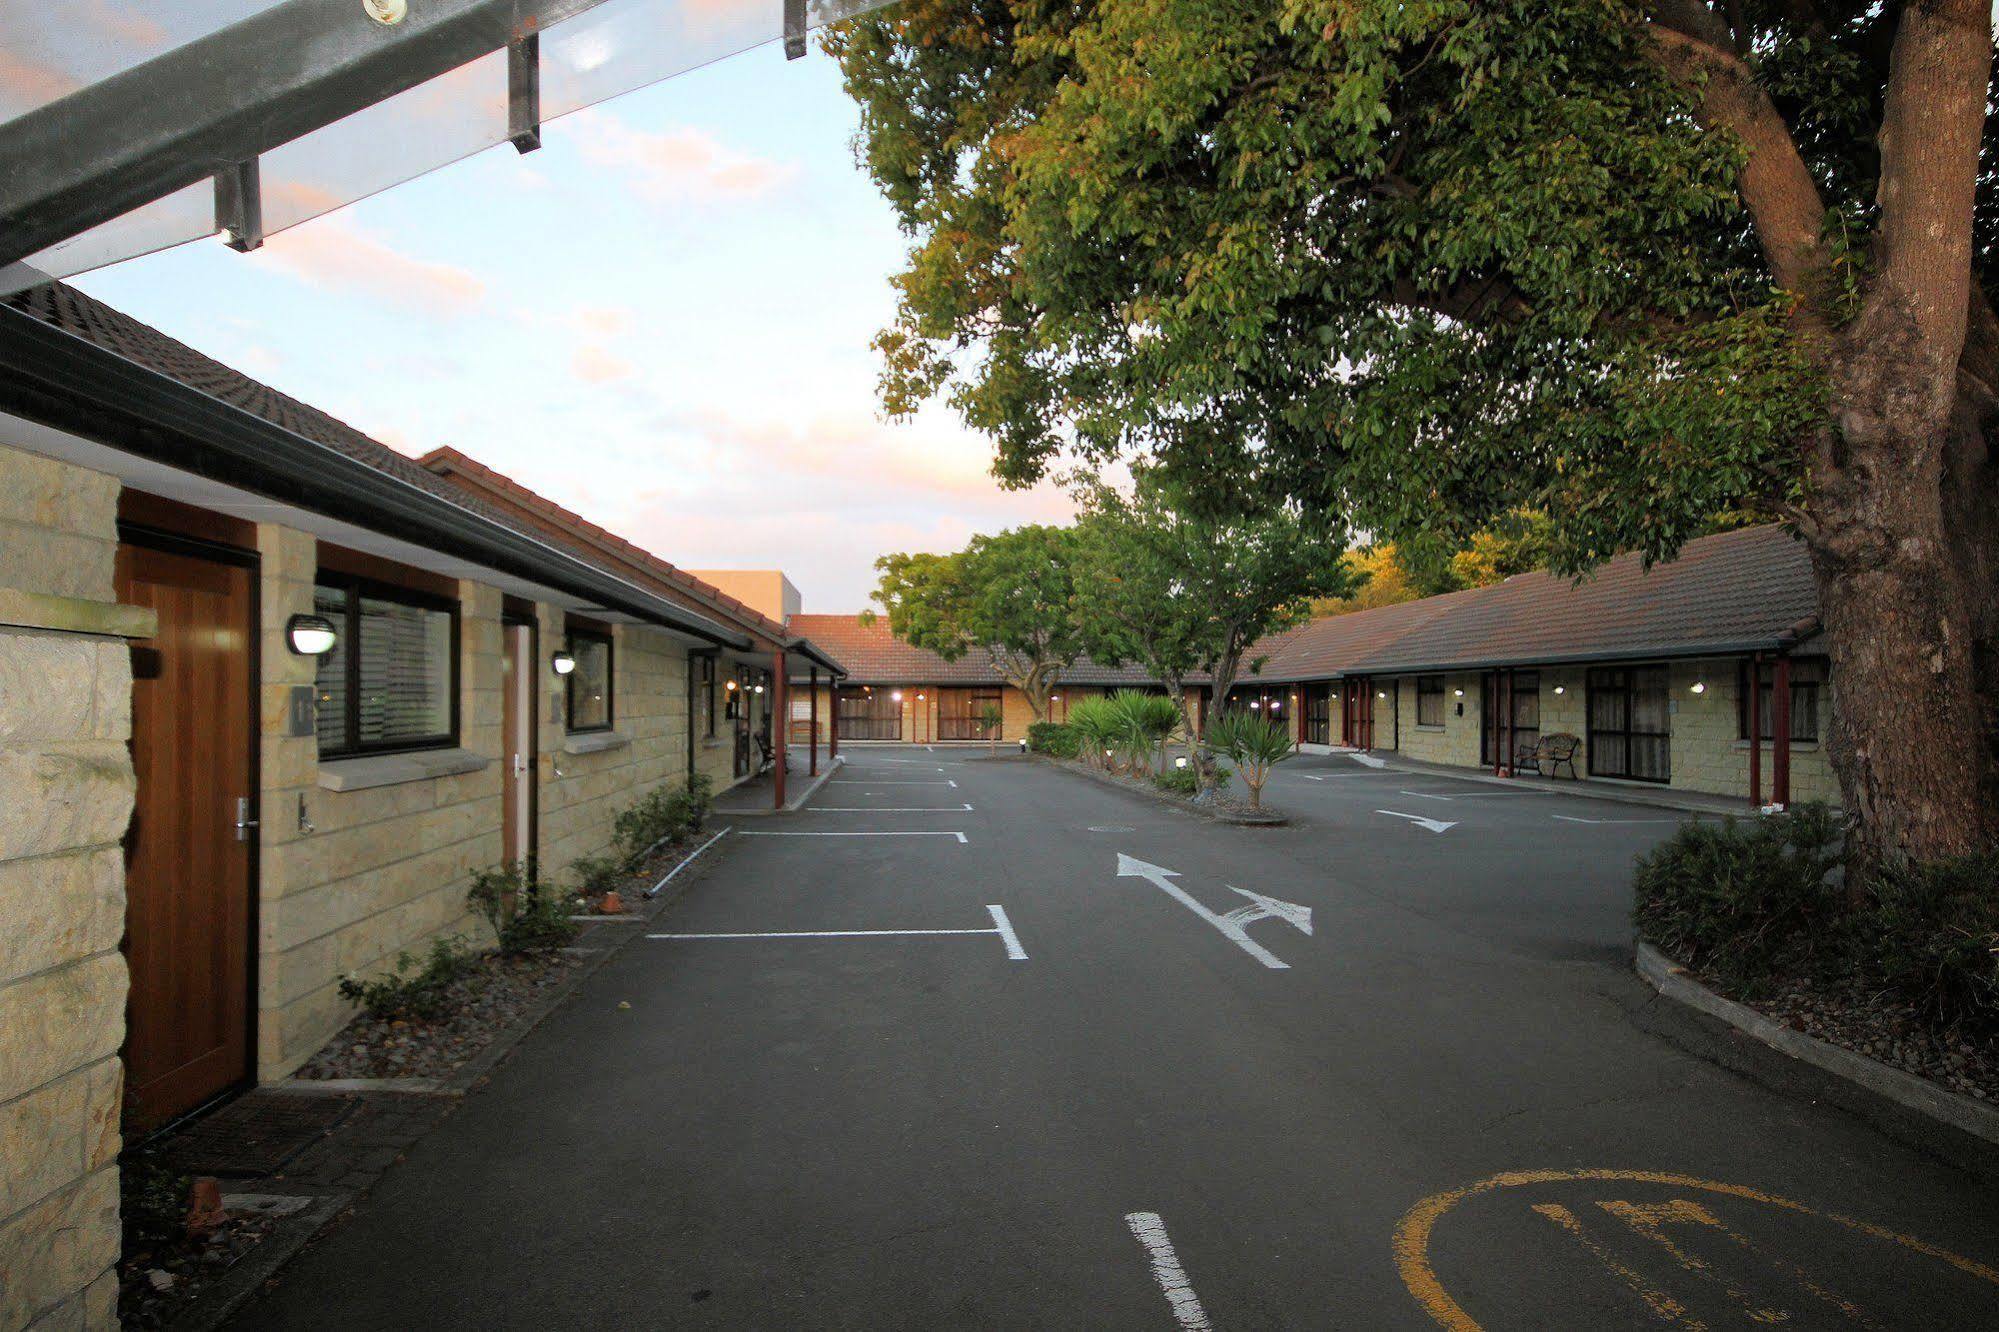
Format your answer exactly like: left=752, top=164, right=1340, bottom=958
left=234, top=797, right=260, bottom=842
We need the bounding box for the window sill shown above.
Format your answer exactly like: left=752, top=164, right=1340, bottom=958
left=318, top=747, right=491, bottom=792
left=563, top=730, right=630, bottom=756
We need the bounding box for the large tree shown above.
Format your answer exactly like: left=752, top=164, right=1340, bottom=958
left=871, top=525, right=1084, bottom=718
left=830, top=0, right=1999, bottom=869
left=1069, top=473, right=1352, bottom=777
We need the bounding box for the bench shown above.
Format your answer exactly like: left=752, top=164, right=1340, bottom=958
left=1517, top=731, right=1581, bottom=780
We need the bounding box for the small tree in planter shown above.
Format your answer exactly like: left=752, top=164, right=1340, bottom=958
left=1067, top=697, right=1121, bottom=771
left=979, top=701, right=1005, bottom=756
left=1207, top=713, right=1295, bottom=811
left=1108, top=690, right=1181, bottom=776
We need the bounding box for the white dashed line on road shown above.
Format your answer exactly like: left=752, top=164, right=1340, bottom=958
left=736, top=831, right=969, bottom=842
left=806, top=804, right=975, bottom=813
left=1125, top=1212, right=1212, bottom=1330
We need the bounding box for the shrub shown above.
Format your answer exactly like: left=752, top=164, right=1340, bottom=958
left=1863, top=853, right=1999, bottom=1034
left=1106, top=690, right=1182, bottom=774
left=1631, top=803, right=1844, bottom=995
left=1068, top=697, right=1122, bottom=768
left=1205, top=712, right=1294, bottom=808
left=468, top=863, right=581, bottom=955
left=613, top=774, right=715, bottom=862
left=1027, top=721, right=1079, bottom=758
left=569, top=854, right=625, bottom=899
left=338, top=935, right=478, bottom=1020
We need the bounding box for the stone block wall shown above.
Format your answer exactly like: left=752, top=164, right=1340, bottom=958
left=1394, top=672, right=1483, bottom=768
left=0, top=448, right=130, bottom=1331
left=539, top=619, right=692, bottom=876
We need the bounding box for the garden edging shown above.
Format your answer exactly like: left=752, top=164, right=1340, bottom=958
left=1033, top=753, right=1287, bottom=825
left=1635, top=940, right=1999, bottom=1159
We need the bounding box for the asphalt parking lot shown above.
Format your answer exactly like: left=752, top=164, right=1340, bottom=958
left=234, top=746, right=1999, bottom=1329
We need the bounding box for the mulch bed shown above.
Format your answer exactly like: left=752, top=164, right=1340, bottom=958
left=117, top=1149, right=277, bottom=1330
left=1689, top=962, right=1998, bottom=1105
left=1050, top=756, right=1286, bottom=824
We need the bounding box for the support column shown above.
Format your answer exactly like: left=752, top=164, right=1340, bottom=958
left=1772, top=655, right=1792, bottom=809
left=772, top=652, right=788, bottom=810
left=830, top=681, right=840, bottom=760
left=808, top=665, right=819, bottom=777
left=1748, top=654, right=1762, bottom=808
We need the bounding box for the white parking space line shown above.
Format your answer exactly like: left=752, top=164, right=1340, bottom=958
left=642, top=826, right=731, bottom=900
left=649, top=906, right=1028, bottom=963
left=814, top=801, right=973, bottom=810
left=986, top=904, right=1028, bottom=960
left=1550, top=814, right=1687, bottom=825
left=1125, top=1212, right=1213, bottom=1330
left=736, top=831, right=969, bottom=842
left=828, top=780, right=957, bottom=787
left=1399, top=790, right=1455, bottom=802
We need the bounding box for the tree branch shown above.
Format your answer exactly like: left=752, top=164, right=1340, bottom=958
left=1644, top=3, right=1831, bottom=325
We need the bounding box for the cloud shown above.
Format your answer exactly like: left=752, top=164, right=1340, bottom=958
left=568, top=108, right=796, bottom=202
left=256, top=214, right=485, bottom=317
left=0, top=50, right=80, bottom=110
left=572, top=345, right=635, bottom=384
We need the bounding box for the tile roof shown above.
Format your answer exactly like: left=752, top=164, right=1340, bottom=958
left=4, top=283, right=801, bottom=652
left=795, top=525, right=1819, bottom=687
left=786, top=614, right=1165, bottom=686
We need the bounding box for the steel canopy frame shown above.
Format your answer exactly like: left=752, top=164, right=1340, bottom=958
left=0, top=0, right=824, bottom=277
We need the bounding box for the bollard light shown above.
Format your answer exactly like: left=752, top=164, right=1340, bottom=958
left=1175, top=756, right=1188, bottom=770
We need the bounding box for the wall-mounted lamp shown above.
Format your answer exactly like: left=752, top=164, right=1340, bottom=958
left=754, top=683, right=766, bottom=695
left=1050, top=694, right=1062, bottom=702
left=1553, top=685, right=1566, bottom=695
left=1377, top=691, right=1388, bottom=700
left=1453, top=688, right=1465, bottom=698
left=917, top=692, right=926, bottom=701
left=1690, top=681, right=1707, bottom=695
left=726, top=678, right=739, bottom=692
left=286, top=613, right=338, bottom=656
left=892, top=690, right=904, bottom=702
left=550, top=648, right=576, bottom=676
left=1249, top=699, right=1262, bottom=709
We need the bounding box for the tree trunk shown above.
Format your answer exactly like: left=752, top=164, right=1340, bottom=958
left=1808, top=342, right=1999, bottom=869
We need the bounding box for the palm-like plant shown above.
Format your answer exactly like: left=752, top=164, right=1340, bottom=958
left=1106, top=690, right=1181, bottom=775
left=1067, top=696, right=1121, bottom=769
left=1206, top=712, right=1294, bottom=809
left=979, top=701, right=1005, bottom=756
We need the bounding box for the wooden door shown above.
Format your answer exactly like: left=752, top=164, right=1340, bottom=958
left=501, top=621, right=536, bottom=868
left=117, top=538, right=257, bottom=1127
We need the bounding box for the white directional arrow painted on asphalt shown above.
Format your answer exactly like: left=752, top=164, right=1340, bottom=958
left=1375, top=809, right=1459, bottom=834
left=1115, top=854, right=1310, bottom=969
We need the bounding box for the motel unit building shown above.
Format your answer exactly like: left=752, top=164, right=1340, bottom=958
left=790, top=524, right=1838, bottom=810
left=0, top=285, right=839, bottom=1327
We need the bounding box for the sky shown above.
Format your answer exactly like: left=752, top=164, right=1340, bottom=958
left=67, top=38, right=1073, bottom=613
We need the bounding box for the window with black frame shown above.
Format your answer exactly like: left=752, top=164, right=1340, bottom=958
left=313, top=578, right=457, bottom=758
left=566, top=630, right=613, bottom=733
left=1738, top=657, right=1826, bottom=743
left=1587, top=665, right=1671, bottom=781
left=698, top=653, right=717, bottom=737
left=1415, top=676, right=1446, bottom=727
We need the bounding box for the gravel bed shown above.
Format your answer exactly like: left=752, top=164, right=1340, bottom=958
left=1691, top=964, right=1998, bottom=1104
left=1048, top=756, right=1286, bottom=823
left=120, top=1213, right=276, bottom=1329
left=294, top=949, right=581, bottom=1082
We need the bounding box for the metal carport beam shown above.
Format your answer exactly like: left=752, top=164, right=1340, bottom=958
left=0, top=0, right=625, bottom=270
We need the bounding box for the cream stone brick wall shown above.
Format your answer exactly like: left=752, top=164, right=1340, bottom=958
left=539, top=618, right=692, bottom=874
left=1394, top=672, right=1484, bottom=767
left=0, top=447, right=129, bottom=1332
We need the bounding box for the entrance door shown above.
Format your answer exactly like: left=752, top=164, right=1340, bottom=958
left=501, top=620, right=537, bottom=869
left=1343, top=678, right=1375, bottom=749
left=117, top=536, right=257, bottom=1127
left=1304, top=685, right=1331, bottom=746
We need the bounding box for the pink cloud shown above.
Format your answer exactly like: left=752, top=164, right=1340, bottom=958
left=572, top=345, right=635, bottom=384
left=569, top=109, right=796, bottom=202
left=255, top=215, right=485, bottom=317
left=0, top=49, right=80, bottom=110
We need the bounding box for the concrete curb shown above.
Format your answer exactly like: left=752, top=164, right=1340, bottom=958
left=1036, top=754, right=1289, bottom=826
left=167, top=1193, right=348, bottom=1332
left=1364, top=755, right=1746, bottom=817
left=719, top=755, right=846, bottom=817
left=1635, top=941, right=1999, bottom=1166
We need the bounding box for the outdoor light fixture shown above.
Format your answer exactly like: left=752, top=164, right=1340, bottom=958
left=1377, top=691, right=1388, bottom=700
left=917, top=692, right=926, bottom=701
left=1175, top=756, right=1188, bottom=769
left=892, top=690, right=904, bottom=702
left=1454, top=688, right=1465, bottom=697
left=1690, top=681, right=1707, bottom=694
left=1553, top=685, right=1566, bottom=695
left=754, top=684, right=766, bottom=694
left=285, top=613, right=337, bottom=656
left=550, top=649, right=576, bottom=676
left=1249, top=699, right=1261, bottom=709
left=726, top=679, right=739, bottom=692
left=1050, top=694, right=1061, bottom=702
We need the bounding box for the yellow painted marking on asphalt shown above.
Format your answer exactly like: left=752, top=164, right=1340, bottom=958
left=1531, top=1203, right=1708, bottom=1327
left=1596, top=1200, right=1789, bottom=1324
left=1391, top=1169, right=1999, bottom=1332
left=1695, top=1205, right=1883, bottom=1329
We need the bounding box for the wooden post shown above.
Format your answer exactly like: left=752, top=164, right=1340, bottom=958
left=1747, top=653, right=1762, bottom=807
left=808, top=665, right=819, bottom=777
left=830, top=681, right=840, bottom=760
left=772, top=651, right=787, bottom=810
left=1772, top=655, right=1791, bottom=808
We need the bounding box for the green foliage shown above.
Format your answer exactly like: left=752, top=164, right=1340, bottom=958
left=873, top=526, right=1084, bottom=712
left=1026, top=720, right=1081, bottom=758
left=569, top=854, right=625, bottom=899
left=1066, top=696, right=1123, bottom=766
left=1206, top=712, right=1295, bottom=808
left=1636, top=810, right=1999, bottom=1034
left=613, top=774, right=714, bottom=863
left=337, top=936, right=479, bottom=1021
left=1632, top=805, right=1846, bottom=995
left=469, top=863, right=581, bottom=956
left=1863, top=854, right=1999, bottom=1034
left=1153, top=764, right=1227, bottom=797
left=829, top=0, right=1830, bottom=577
left=1069, top=471, right=1351, bottom=718
left=1104, top=689, right=1182, bottom=772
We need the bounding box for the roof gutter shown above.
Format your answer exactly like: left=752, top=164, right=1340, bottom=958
left=785, top=638, right=847, bottom=678
left=0, top=302, right=751, bottom=650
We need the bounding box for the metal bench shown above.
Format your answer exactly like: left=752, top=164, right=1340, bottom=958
left=1518, top=731, right=1581, bottom=780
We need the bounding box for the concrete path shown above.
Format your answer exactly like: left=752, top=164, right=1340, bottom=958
left=232, top=747, right=1999, bottom=1329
